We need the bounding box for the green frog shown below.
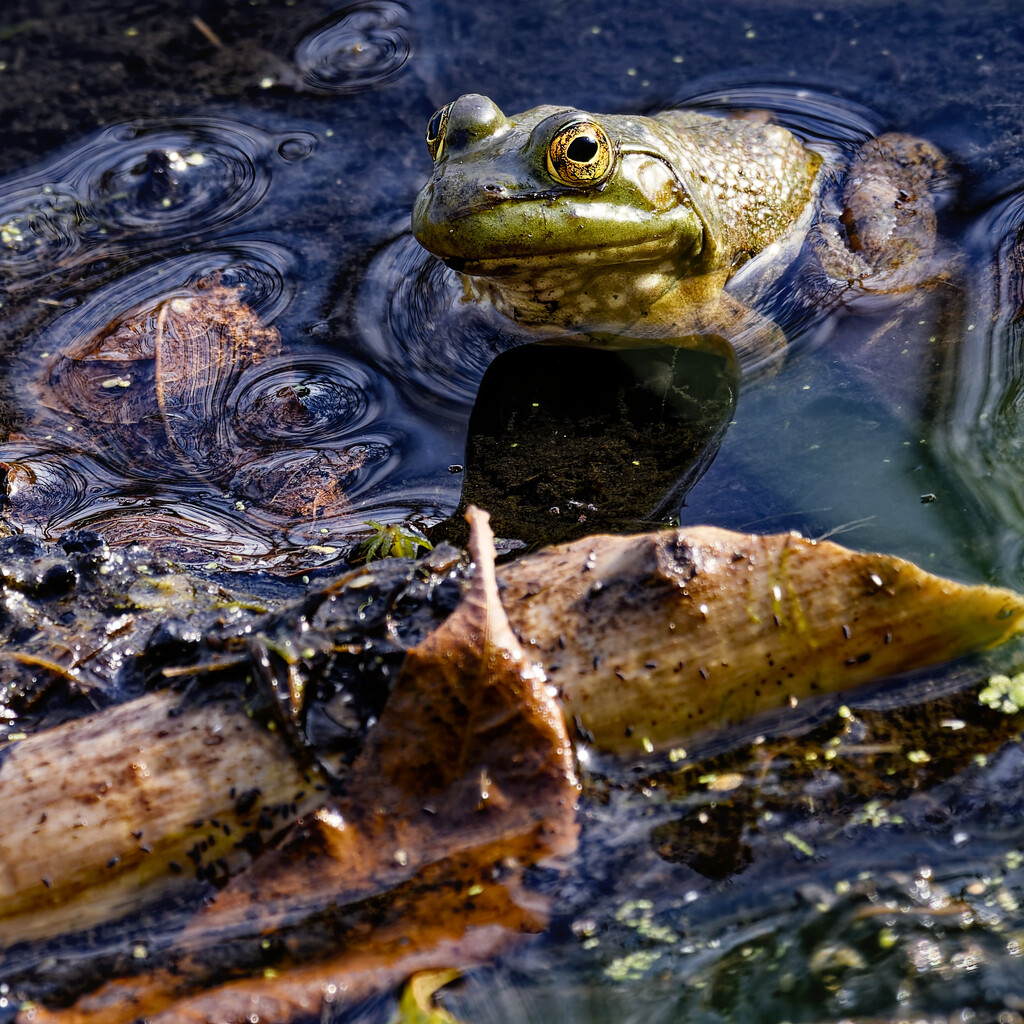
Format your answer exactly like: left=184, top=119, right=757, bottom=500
left=412, top=93, right=947, bottom=368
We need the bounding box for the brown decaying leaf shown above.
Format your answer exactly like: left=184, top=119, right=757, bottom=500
left=498, top=526, right=1024, bottom=753
left=24, top=507, right=579, bottom=1023
left=151, top=284, right=276, bottom=480
left=5, top=281, right=357, bottom=561
left=8, top=520, right=1024, bottom=966
left=32, top=280, right=277, bottom=476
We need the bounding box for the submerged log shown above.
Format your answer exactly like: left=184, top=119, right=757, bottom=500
left=3, top=511, right=1024, bottom=1016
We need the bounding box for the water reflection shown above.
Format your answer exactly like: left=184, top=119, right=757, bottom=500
left=933, top=187, right=1024, bottom=584
left=291, top=1, right=412, bottom=94
left=353, top=232, right=524, bottom=409
left=438, top=343, right=738, bottom=549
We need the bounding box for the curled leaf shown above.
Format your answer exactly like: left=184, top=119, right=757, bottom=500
left=391, top=969, right=464, bottom=1024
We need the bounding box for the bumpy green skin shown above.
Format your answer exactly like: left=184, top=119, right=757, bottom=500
left=412, top=94, right=822, bottom=339
left=412, top=95, right=945, bottom=356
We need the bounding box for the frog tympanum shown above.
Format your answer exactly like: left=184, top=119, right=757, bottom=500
left=412, top=94, right=947, bottom=369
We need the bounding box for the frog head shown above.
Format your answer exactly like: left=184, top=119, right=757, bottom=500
left=412, top=94, right=723, bottom=329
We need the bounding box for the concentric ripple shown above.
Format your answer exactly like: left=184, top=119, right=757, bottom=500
left=5, top=454, right=112, bottom=534
left=21, top=244, right=299, bottom=371
left=228, top=442, right=390, bottom=515
left=0, top=186, right=90, bottom=278
left=0, top=116, right=292, bottom=295
left=292, top=1, right=411, bottom=95
left=1, top=263, right=429, bottom=570
left=230, top=353, right=377, bottom=445
left=84, top=119, right=274, bottom=235
left=353, top=233, right=525, bottom=411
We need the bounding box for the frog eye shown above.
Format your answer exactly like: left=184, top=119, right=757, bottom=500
left=546, top=120, right=613, bottom=187
left=425, top=103, right=453, bottom=161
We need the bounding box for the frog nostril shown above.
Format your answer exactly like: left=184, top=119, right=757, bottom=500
left=482, top=182, right=507, bottom=199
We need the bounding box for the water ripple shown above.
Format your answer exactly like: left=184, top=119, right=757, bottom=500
left=0, top=187, right=89, bottom=277
left=353, top=234, right=525, bottom=411
left=2, top=264, right=429, bottom=569
left=0, top=116, right=295, bottom=297
left=677, top=84, right=883, bottom=146
left=84, top=120, right=273, bottom=235
left=292, top=1, right=412, bottom=95
left=935, top=186, right=1024, bottom=580
left=230, top=353, right=376, bottom=445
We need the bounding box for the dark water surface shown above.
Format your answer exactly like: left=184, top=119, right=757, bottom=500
left=2, top=0, right=1024, bottom=1020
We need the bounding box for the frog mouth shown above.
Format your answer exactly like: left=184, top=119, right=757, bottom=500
left=426, top=238, right=683, bottom=275
left=416, top=207, right=692, bottom=275
left=413, top=174, right=708, bottom=274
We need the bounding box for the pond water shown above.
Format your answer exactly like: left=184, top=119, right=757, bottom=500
left=1, top=0, right=1024, bottom=1020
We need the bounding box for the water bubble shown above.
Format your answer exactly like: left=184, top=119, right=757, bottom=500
left=277, top=133, right=318, bottom=162
left=292, top=1, right=412, bottom=95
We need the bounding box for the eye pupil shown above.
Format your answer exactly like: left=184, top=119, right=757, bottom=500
left=566, top=136, right=599, bottom=163
left=547, top=119, right=612, bottom=187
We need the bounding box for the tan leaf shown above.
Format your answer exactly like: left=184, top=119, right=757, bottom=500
left=499, top=526, right=1024, bottom=753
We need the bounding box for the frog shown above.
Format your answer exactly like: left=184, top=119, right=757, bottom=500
left=411, top=93, right=949, bottom=371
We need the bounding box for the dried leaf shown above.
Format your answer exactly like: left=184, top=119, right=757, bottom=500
left=499, top=526, right=1024, bottom=753
left=27, top=507, right=578, bottom=1023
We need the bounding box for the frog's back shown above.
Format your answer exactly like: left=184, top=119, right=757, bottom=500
left=653, top=109, right=822, bottom=257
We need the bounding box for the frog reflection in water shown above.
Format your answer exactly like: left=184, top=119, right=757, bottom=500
left=412, top=94, right=948, bottom=366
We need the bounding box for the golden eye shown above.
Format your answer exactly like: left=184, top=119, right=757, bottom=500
left=425, top=103, right=453, bottom=161
left=546, top=120, right=613, bottom=187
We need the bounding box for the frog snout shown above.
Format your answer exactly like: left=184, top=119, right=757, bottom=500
left=413, top=165, right=511, bottom=245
